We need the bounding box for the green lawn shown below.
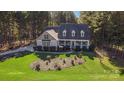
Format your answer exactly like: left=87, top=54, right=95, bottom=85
left=0, top=52, right=124, bottom=81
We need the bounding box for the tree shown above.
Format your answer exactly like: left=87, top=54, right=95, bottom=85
left=0, top=11, right=50, bottom=51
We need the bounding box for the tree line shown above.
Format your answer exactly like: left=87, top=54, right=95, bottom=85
left=0, top=11, right=76, bottom=51
left=79, top=11, right=124, bottom=59
left=79, top=11, right=124, bottom=50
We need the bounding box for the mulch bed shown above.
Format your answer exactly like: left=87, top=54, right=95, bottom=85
left=30, top=56, right=85, bottom=71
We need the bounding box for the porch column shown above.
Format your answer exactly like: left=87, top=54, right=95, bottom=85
left=42, top=41, right=44, bottom=51
left=74, top=41, right=76, bottom=48
left=70, top=40, right=72, bottom=50
left=55, top=46, right=57, bottom=51
left=87, top=40, right=89, bottom=49
left=64, top=40, right=66, bottom=46
left=81, top=41, right=83, bottom=48
left=57, top=40, right=59, bottom=46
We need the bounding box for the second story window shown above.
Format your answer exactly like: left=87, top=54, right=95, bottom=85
left=72, top=30, right=75, bottom=37
left=81, top=30, right=85, bottom=37
left=44, top=35, right=48, bottom=40
left=63, top=30, right=66, bottom=37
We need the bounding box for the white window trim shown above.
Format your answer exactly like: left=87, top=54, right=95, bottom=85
left=72, top=30, right=75, bottom=37
left=63, top=30, right=66, bottom=37
left=81, top=30, right=85, bottom=37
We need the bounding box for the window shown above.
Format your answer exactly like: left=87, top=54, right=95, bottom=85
left=44, top=35, right=48, bottom=40
left=63, top=30, right=66, bottom=37
left=43, top=41, right=50, bottom=46
left=72, top=30, right=75, bottom=37
left=81, top=30, right=85, bottom=37
left=82, top=41, right=87, bottom=45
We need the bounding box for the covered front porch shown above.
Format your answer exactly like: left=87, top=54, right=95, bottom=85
left=34, top=39, right=90, bottom=52
left=58, top=39, right=90, bottom=51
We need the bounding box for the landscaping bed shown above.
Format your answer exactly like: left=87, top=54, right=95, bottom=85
left=30, top=55, right=85, bottom=71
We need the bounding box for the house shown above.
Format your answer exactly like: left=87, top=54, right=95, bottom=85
left=36, top=23, right=91, bottom=51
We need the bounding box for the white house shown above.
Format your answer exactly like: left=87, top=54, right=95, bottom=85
left=36, top=23, right=91, bottom=51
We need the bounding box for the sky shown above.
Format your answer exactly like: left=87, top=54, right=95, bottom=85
left=74, top=11, right=80, bottom=18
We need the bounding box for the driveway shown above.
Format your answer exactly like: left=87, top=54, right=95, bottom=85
left=0, top=45, right=34, bottom=56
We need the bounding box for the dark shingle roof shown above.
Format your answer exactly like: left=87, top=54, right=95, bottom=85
left=58, top=23, right=91, bottom=40
left=44, top=23, right=91, bottom=40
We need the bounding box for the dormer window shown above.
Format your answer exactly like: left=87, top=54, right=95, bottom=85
left=81, top=30, right=85, bottom=37
left=63, top=30, right=66, bottom=37
left=72, top=30, right=75, bottom=37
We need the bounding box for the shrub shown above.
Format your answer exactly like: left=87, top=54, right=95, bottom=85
left=71, top=60, right=75, bottom=66
left=33, top=46, right=42, bottom=51
left=47, top=55, right=51, bottom=61
left=89, top=44, right=95, bottom=51
left=35, top=64, right=40, bottom=71
left=46, top=62, right=49, bottom=65
left=54, top=64, right=58, bottom=69
left=63, top=59, right=66, bottom=64
left=43, top=47, right=49, bottom=51
left=74, top=56, right=77, bottom=60
left=57, top=66, right=62, bottom=71
left=50, top=46, right=56, bottom=52
left=120, top=69, right=124, bottom=75
left=53, top=63, right=62, bottom=71
left=82, top=46, right=89, bottom=51
left=77, top=53, right=83, bottom=58
left=75, top=46, right=81, bottom=51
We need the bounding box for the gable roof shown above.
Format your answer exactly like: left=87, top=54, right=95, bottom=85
left=46, top=29, right=58, bottom=40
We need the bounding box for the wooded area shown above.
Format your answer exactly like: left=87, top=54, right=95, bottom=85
left=0, top=11, right=76, bottom=51
left=79, top=12, right=124, bottom=49
left=79, top=12, right=124, bottom=59
left=0, top=11, right=124, bottom=53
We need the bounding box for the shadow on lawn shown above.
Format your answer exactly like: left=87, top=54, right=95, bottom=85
left=109, top=58, right=124, bottom=68
left=34, top=51, right=96, bottom=61
left=110, top=59, right=124, bottom=75
left=99, top=60, right=112, bottom=70
left=109, top=58, right=124, bottom=75
left=34, top=52, right=57, bottom=60
left=0, top=50, right=97, bottom=63
left=0, top=51, right=32, bottom=62
left=34, top=52, right=74, bottom=60
left=82, top=52, right=96, bottom=60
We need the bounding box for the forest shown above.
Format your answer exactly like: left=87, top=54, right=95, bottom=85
left=0, top=11, right=124, bottom=52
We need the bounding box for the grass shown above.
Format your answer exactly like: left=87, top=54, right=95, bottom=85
left=0, top=52, right=124, bottom=81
